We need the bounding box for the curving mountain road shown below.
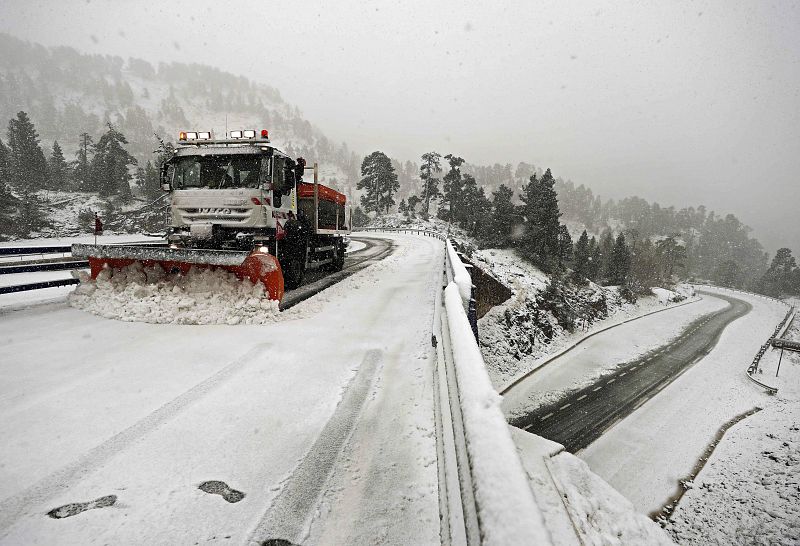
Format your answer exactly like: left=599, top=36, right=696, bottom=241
left=511, top=291, right=752, bottom=452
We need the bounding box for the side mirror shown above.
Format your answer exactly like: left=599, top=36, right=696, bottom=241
left=160, top=163, right=172, bottom=191
left=294, top=157, right=306, bottom=184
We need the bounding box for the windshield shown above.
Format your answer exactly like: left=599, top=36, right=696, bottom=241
left=172, top=155, right=266, bottom=189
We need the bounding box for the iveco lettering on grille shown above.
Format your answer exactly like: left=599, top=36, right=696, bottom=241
left=197, top=208, right=233, bottom=215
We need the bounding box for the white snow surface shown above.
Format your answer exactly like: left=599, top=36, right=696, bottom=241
left=665, top=309, right=800, bottom=545
left=67, top=263, right=281, bottom=325
left=0, top=233, right=443, bottom=545
left=549, top=453, right=675, bottom=545
left=580, top=287, right=791, bottom=515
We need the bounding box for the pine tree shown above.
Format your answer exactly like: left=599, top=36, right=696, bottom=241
left=587, top=237, right=602, bottom=280
left=630, top=238, right=659, bottom=293
left=90, top=123, right=137, bottom=201
left=518, top=168, right=561, bottom=267
left=6, top=111, right=48, bottom=192
left=487, top=184, right=516, bottom=247
left=418, top=151, right=442, bottom=218
left=598, top=229, right=615, bottom=282
left=557, top=225, right=573, bottom=268
left=351, top=206, right=370, bottom=227
left=406, top=195, right=420, bottom=218
left=73, top=132, right=94, bottom=191
left=655, top=236, right=686, bottom=279
left=48, top=140, right=69, bottom=189
left=757, top=248, right=798, bottom=296
left=398, top=198, right=408, bottom=217
left=0, top=138, right=9, bottom=188
left=573, top=230, right=591, bottom=280
left=135, top=160, right=161, bottom=201
left=0, top=138, right=18, bottom=234
left=713, top=260, right=741, bottom=288
left=607, top=233, right=632, bottom=285
left=357, top=151, right=398, bottom=214
left=441, top=154, right=464, bottom=222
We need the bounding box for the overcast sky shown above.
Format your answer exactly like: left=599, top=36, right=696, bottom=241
left=1, top=0, right=799, bottom=252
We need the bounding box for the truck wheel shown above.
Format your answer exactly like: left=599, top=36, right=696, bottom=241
left=332, top=243, right=345, bottom=272
left=283, top=255, right=305, bottom=289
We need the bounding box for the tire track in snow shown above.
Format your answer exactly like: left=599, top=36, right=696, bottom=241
left=247, top=349, right=383, bottom=545
left=0, top=343, right=270, bottom=536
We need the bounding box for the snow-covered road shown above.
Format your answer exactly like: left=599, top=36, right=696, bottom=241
left=0, top=233, right=444, bottom=545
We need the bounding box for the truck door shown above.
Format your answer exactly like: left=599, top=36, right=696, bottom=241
left=271, top=156, right=297, bottom=211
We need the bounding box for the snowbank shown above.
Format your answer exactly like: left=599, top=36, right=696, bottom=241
left=68, top=263, right=280, bottom=325
left=549, top=453, right=675, bottom=545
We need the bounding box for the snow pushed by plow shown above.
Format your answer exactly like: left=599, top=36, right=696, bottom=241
left=67, top=262, right=279, bottom=325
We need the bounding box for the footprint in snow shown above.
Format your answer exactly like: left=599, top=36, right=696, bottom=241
left=47, top=494, right=117, bottom=519
left=198, top=480, right=245, bottom=503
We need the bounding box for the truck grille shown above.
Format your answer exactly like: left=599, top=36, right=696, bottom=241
left=179, top=207, right=252, bottom=223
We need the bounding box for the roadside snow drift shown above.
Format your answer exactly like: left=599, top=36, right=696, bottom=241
left=67, top=263, right=280, bottom=324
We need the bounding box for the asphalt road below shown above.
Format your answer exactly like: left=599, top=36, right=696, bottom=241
left=511, top=291, right=752, bottom=453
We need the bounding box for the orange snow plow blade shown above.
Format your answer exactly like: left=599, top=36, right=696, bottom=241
left=71, top=244, right=285, bottom=301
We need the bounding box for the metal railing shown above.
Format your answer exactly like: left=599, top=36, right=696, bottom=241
left=0, top=240, right=164, bottom=294
left=695, top=284, right=792, bottom=395
left=353, top=226, right=446, bottom=240
left=436, top=237, right=551, bottom=545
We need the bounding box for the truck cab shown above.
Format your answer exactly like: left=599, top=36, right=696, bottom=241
left=161, top=130, right=350, bottom=288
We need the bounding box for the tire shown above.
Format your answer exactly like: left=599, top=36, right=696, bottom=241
left=282, top=254, right=305, bottom=289
left=332, top=242, right=345, bottom=272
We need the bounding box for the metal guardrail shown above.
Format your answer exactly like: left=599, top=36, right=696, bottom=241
left=0, top=278, right=80, bottom=295
left=0, top=260, right=88, bottom=275
left=437, top=237, right=551, bottom=545
left=695, top=284, right=794, bottom=394
left=353, top=226, right=446, bottom=240
left=697, top=284, right=793, bottom=395
left=0, top=240, right=165, bottom=295
left=0, top=246, right=72, bottom=256
left=746, top=307, right=792, bottom=376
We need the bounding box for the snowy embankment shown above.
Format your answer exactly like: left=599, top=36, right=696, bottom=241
left=0, top=233, right=443, bottom=545
left=665, top=305, right=800, bottom=545
left=512, top=430, right=675, bottom=545
left=580, top=287, right=790, bottom=518
left=472, top=247, right=695, bottom=390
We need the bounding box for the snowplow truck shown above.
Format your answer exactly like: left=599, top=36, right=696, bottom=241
left=72, top=130, right=350, bottom=302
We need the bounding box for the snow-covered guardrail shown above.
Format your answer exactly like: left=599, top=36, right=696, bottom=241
left=353, top=226, right=445, bottom=240
left=746, top=306, right=794, bottom=394
left=435, top=239, right=551, bottom=545
left=694, top=284, right=792, bottom=395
